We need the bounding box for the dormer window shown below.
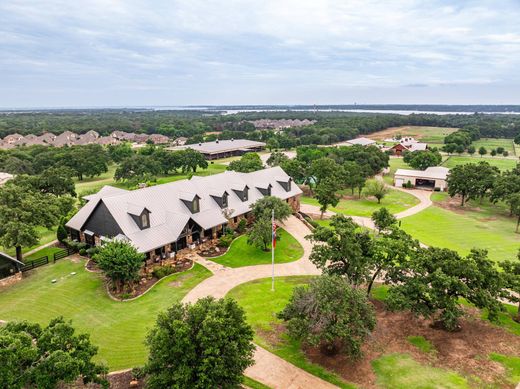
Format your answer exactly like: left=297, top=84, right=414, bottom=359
left=141, top=213, right=149, bottom=228
left=180, top=193, right=201, bottom=214
left=192, top=198, right=200, bottom=213
left=127, top=204, right=151, bottom=230
left=210, top=190, right=229, bottom=209
left=222, top=192, right=228, bottom=207
left=276, top=177, right=292, bottom=192
left=257, top=184, right=272, bottom=196
left=232, top=185, right=249, bottom=202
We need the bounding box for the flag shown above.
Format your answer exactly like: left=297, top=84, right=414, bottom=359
left=272, top=220, right=277, bottom=249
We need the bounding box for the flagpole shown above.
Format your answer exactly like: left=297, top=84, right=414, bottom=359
left=271, top=208, right=275, bottom=292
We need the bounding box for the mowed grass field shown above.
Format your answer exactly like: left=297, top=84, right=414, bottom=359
left=301, top=184, right=420, bottom=217
left=401, top=192, right=520, bottom=263
left=441, top=155, right=518, bottom=171
left=229, top=277, right=472, bottom=389
left=471, top=138, right=516, bottom=155
left=211, top=228, right=303, bottom=268
left=367, top=126, right=458, bottom=147
left=0, top=260, right=211, bottom=370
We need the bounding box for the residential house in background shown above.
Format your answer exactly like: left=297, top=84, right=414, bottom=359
left=66, top=166, right=301, bottom=265
left=3, top=133, right=24, bottom=144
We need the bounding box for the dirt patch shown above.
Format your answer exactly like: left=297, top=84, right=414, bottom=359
left=168, top=272, right=193, bottom=287
left=267, top=301, right=520, bottom=388
left=60, top=370, right=144, bottom=388
left=434, top=195, right=484, bottom=215
left=199, top=246, right=229, bottom=257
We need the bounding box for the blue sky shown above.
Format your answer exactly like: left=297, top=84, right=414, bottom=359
left=1, top=0, right=520, bottom=107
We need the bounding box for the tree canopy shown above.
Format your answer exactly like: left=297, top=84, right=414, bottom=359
left=93, top=241, right=145, bottom=293
left=227, top=152, right=263, bottom=173
left=0, top=317, right=107, bottom=389
left=145, top=297, right=254, bottom=389
left=278, top=275, right=376, bottom=358
left=386, top=247, right=505, bottom=330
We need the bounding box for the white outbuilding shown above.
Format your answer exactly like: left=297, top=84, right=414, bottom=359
left=394, top=166, right=449, bottom=191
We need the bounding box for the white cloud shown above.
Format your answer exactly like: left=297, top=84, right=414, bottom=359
left=0, top=0, right=519, bottom=106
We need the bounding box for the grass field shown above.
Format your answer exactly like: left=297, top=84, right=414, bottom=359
left=24, top=246, right=63, bottom=261
left=212, top=228, right=303, bottom=268
left=0, top=260, right=211, bottom=370
left=400, top=193, right=520, bottom=263
left=227, top=276, right=354, bottom=388
left=301, top=185, right=419, bottom=217
left=372, top=353, right=468, bottom=388
left=471, top=138, right=516, bottom=155
left=75, top=163, right=228, bottom=196
left=367, top=126, right=458, bottom=147
left=441, top=155, right=518, bottom=171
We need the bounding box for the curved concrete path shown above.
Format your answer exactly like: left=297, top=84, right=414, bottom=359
left=301, top=185, right=433, bottom=230
left=182, top=216, right=335, bottom=389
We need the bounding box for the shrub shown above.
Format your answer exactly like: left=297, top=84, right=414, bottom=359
left=152, top=265, right=175, bottom=279
left=86, top=246, right=100, bottom=257
left=56, top=222, right=68, bottom=243
left=79, top=248, right=87, bottom=256
left=235, top=218, right=247, bottom=234
left=131, top=367, right=145, bottom=380
left=219, top=234, right=234, bottom=248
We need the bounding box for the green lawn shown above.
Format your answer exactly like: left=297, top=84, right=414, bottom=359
left=301, top=185, right=419, bottom=217
left=372, top=353, right=468, bottom=389
left=76, top=163, right=228, bottom=196
left=407, top=336, right=435, bottom=354
left=489, top=353, right=520, bottom=385
left=400, top=195, right=520, bottom=263
left=0, top=260, right=211, bottom=370
left=211, top=228, right=303, bottom=268
left=441, top=155, right=517, bottom=171
left=227, top=276, right=354, bottom=388
left=472, top=138, right=516, bottom=155
left=24, top=246, right=63, bottom=261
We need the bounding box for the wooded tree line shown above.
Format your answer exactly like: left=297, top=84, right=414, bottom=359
left=2, top=110, right=520, bottom=145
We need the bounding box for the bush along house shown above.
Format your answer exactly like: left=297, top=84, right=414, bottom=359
left=66, top=166, right=302, bottom=267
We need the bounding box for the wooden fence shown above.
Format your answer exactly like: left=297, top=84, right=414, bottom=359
left=20, top=247, right=75, bottom=272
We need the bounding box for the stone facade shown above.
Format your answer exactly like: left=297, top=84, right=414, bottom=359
left=0, top=272, right=22, bottom=288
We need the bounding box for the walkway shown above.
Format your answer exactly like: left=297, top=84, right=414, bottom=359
left=300, top=185, right=433, bottom=231
left=182, top=215, right=331, bottom=389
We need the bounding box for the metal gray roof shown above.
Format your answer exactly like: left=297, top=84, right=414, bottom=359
left=66, top=166, right=301, bottom=253
left=167, top=139, right=266, bottom=154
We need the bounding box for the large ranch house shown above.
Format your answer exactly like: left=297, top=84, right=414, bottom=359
left=66, top=167, right=301, bottom=266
